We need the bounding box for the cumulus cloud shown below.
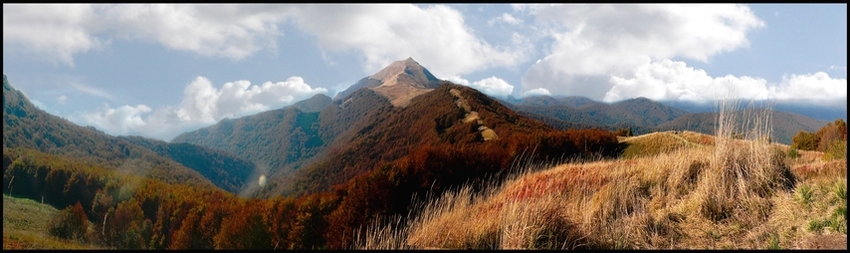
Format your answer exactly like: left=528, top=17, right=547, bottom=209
left=769, top=72, right=847, bottom=102
left=288, top=4, right=531, bottom=78
left=3, top=4, right=291, bottom=65
left=605, top=60, right=769, bottom=102
left=80, top=76, right=327, bottom=141
left=516, top=4, right=765, bottom=100
left=83, top=104, right=152, bottom=134
left=100, top=4, right=289, bottom=60
left=604, top=59, right=847, bottom=106
left=3, top=4, right=105, bottom=66
left=448, top=76, right=515, bottom=98
left=58, top=95, right=68, bottom=105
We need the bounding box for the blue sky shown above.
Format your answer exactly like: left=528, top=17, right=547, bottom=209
left=3, top=4, right=847, bottom=141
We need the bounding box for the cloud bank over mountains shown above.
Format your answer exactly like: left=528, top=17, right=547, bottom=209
left=79, top=76, right=326, bottom=140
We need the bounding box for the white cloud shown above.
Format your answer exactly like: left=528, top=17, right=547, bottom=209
left=3, top=4, right=291, bottom=65
left=58, top=95, right=68, bottom=105
left=605, top=59, right=769, bottom=103
left=488, top=13, right=523, bottom=26
left=522, top=88, right=552, bottom=97
left=100, top=4, right=289, bottom=60
left=517, top=4, right=765, bottom=100
left=448, top=76, right=515, bottom=98
left=83, top=104, right=152, bottom=135
left=80, top=76, right=328, bottom=141
left=5, top=4, right=530, bottom=76
left=288, top=4, right=531, bottom=78
left=3, top=4, right=105, bottom=66
left=769, top=72, right=847, bottom=101
left=604, top=59, right=847, bottom=106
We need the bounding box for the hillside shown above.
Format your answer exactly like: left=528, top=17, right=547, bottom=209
left=171, top=58, right=440, bottom=182
left=355, top=128, right=847, bottom=249
left=172, top=85, right=395, bottom=182
left=3, top=75, right=214, bottom=189
left=3, top=195, right=101, bottom=249
left=501, top=108, right=612, bottom=132
left=176, top=59, right=576, bottom=199
left=271, top=82, right=561, bottom=197
left=118, top=136, right=256, bottom=194
left=293, top=93, right=333, bottom=113
left=172, top=106, right=324, bottom=179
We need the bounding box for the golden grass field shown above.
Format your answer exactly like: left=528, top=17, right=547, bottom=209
left=355, top=104, right=847, bottom=250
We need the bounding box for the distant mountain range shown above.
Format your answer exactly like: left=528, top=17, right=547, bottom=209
left=503, top=94, right=832, bottom=145
left=659, top=99, right=846, bottom=122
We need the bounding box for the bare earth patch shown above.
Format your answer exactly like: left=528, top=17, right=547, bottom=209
left=797, top=234, right=847, bottom=250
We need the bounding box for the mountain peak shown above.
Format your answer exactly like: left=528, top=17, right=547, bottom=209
left=335, top=57, right=441, bottom=107
left=369, top=57, right=433, bottom=86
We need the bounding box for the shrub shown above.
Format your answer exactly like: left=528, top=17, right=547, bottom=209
left=823, top=139, right=847, bottom=161
left=787, top=147, right=799, bottom=159
left=792, top=131, right=820, bottom=151
left=48, top=201, right=89, bottom=242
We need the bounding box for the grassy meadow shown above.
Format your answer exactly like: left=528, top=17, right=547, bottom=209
left=3, top=194, right=102, bottom=249
left=355, top=104, right=847, bottom=249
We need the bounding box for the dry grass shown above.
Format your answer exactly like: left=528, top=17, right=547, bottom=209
left=355, top=99, right=847, bottom=249
left=620, top=131, right=700, bottom=159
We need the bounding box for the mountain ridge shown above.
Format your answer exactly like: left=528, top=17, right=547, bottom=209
left=507, top=94, right=829, bottom=144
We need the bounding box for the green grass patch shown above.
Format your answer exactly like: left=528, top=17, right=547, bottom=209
left=3, top=194, right=99, bottom=249
left=795, top=184, right=815, bottom=207
left=766, top=233, right=781, bottom=250
left=832, top=181, right=846, bottom=202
